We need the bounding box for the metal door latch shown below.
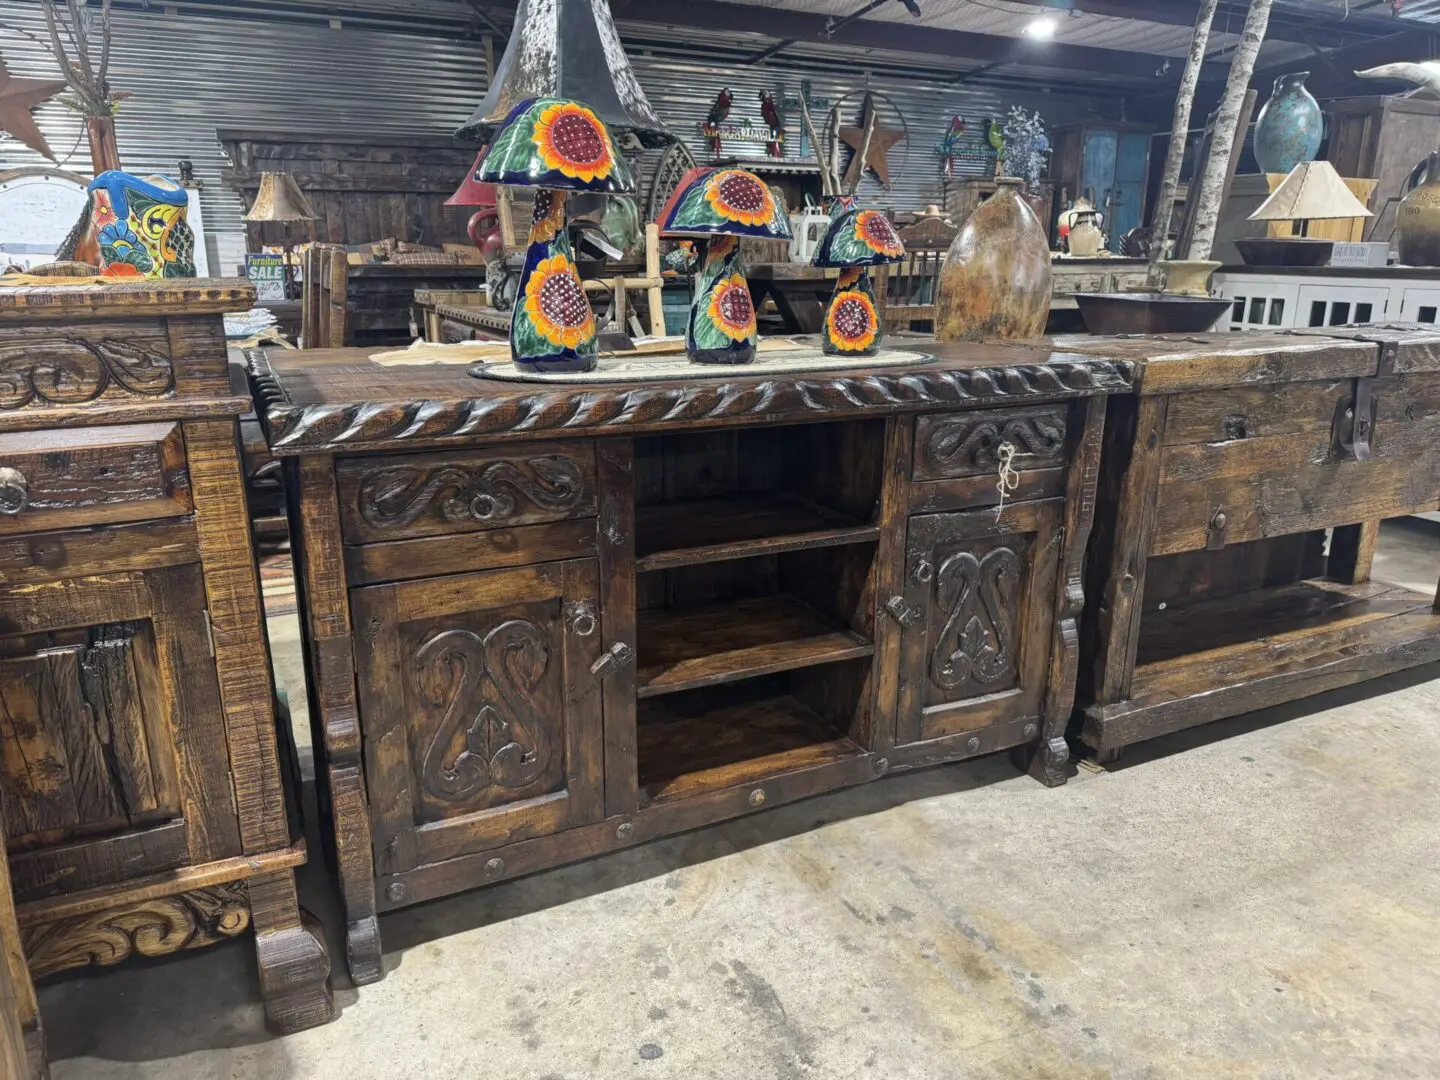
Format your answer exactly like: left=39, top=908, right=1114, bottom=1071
left=590, top=641, right=635, bottom=679
left=1332, top=377, right=1376, bottom=464
left=885, top=595, right=923, bottom=629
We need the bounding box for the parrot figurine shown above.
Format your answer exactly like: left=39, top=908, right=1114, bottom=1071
left=706, top=88, right=733, bottom=157
left=939, top=115, right=966, bottom=178
left=760, top=90, right=786, bottom=158
left=985, top=117, right=1005, bottom=156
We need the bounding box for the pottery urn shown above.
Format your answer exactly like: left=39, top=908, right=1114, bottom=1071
left=1398, top=152, right=1440, bottom=268
left=935, top=178, right=1052, bottom=342
left=1254, top=72, right=1323, bottom=176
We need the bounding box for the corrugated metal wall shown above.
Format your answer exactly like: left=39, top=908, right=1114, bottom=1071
left=0, top=1, right=1109, bottom=271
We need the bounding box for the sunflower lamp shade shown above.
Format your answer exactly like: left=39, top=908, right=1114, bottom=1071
left=811, top=208, right=905, bottom=357
left=475, top=98, right=636, bottom=373
left=656, top=167, right=793, bottom=365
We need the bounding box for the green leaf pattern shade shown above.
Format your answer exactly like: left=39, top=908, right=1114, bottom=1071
left=657, top=167, right=793, bottom=240
left=812, top=208, right=906, bottom=268
left=476, top=97, right=637, bottom=193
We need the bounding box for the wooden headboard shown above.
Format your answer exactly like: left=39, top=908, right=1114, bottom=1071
left=219, top=129, right=480, bottom=250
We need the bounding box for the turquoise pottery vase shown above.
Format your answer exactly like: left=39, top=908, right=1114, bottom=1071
left=1254, top=73, right=1323, bottom=177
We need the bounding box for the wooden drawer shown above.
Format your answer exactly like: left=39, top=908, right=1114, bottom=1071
left=913, top=405, right=1069, bottom=482
left=0, top=423, right=190, bottom=537
left=1111, top=271, right=1150, bottom=292
left=1151, top=373, right=1440, bottom=555
left=335, top=440, right=599, bottom=544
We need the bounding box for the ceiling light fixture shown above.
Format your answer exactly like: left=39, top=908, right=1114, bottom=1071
left=1024, top=14, right=1059, bottom=38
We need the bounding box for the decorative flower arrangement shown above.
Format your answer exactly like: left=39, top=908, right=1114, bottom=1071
left=999, top=106, right=1051, bottom=191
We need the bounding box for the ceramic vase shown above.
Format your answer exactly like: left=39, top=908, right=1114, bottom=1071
left=935, top=178, right=1051, bottom=342
left=821, top=268, right=884, bottom=357
left=1160, top=259, right=1222, bottom=297
left=1254, top=73, right=1323, bottom=177
left=1068, top=211, right=1104, bottom=257
left=87, top=170, right=196, bottom=279
left=510, top=190, right=600, bottom=373
left=1397, top=152, right=1440, bottom=268
left=687, top=235, right=758, bottom=364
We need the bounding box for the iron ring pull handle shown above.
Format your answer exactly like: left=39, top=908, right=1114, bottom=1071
left=0, top=467, right=27, bottom=515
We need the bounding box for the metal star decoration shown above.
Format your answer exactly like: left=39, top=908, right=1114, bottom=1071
left=840, top=92, right=905, bottom=190
left=0, top=57, right=67, bottom=160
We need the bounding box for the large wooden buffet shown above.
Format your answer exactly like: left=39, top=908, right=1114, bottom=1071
left=250, top=342, right=1132, bottom=981
left=1062, top=327, right=1440, bottom=758
left=0, top=281, right=334, bottom=1060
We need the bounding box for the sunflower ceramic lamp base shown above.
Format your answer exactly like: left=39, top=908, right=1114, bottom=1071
left=511, top=189, right=600, bottom=373
left=688, top=236, right=758, bottom=364
left=822, top=268, right=884, bottom=356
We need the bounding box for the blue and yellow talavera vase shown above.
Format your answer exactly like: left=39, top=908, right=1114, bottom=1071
left=1254, top=72, right=1323, bottom=177
left=87, top=170, right=196, bottom=279
left=510, top=189, right=599, bottom=373
left=688, top=235, right=757, bottom=365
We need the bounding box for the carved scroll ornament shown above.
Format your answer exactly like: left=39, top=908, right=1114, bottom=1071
left=357, top=455, right=586, bottom=529
left=0, top=336, right=175, bottom=410
left=930, top=546, right=1021, bottom=692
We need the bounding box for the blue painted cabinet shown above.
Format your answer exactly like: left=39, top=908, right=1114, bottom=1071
left=1058, top=123, right=1153, bottom=253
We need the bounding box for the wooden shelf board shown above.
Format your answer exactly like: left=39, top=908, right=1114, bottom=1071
left=637, top=693, right=864, bottom=804
left=636, top=594, right=874, bottom=698
left=1136, top=577, right=1427, bottom=670
left=635, top=492, right=877, bottom=573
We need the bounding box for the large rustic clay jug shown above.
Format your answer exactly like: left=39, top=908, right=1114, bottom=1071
left=1397, top=152, right=1440, bottom=267
left=936, top=178, right=1051, bottom=342
left=1254, top=72, right=1323, bottom=176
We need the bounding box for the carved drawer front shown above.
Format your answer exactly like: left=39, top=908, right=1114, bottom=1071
left=1151, top=373, right=1440, bottom=556
left=335, top=440, right=599, bottom=544
left=351, top=559, right=605, bottom=879
left=1110, top=271, right=1150, bottom=292
left=0, top=422, right=190, bottom=537
left=894, top=499, right=1064, bottom=745
left=1051, top=271, right=1107, bottom=295
left=0, top=563, right=241, bottom=902
left=912, top=405, right=1069, bottom=482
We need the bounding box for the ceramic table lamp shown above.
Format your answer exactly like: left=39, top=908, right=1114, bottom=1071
left=244, top=171, right=318, bottom=298
left=811, top=207, right=905, bottom=357
left=1240, top=160, right=1372, bottom=267
left=656, top=167, right=793, bottom=364
left=476, top=97, right=636, bottom=372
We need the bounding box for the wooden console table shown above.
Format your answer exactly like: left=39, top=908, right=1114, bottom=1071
left=250, top=342, right=1132, bottom=983
left=0, top=281, right=333, bottom=1034
left=1060, top=327, right=1440, bottom=759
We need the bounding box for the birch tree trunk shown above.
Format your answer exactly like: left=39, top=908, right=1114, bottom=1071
left=1148, top=0, right=1220, bottom=285
left=1188, top=0, right=1275, bottom=262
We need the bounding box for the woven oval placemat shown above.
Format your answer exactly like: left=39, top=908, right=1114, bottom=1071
left=473, top=347, right=936, bottom=383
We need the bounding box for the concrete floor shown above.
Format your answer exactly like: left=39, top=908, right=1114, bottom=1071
left=34, top=521, right=1440, bottom=1080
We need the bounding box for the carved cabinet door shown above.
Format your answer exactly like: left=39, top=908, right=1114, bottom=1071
left=0, top=563, right=240, bottom=902
left=894, top=499, right=1064, bottom=745
left=351, top=559, right=605, bottom=877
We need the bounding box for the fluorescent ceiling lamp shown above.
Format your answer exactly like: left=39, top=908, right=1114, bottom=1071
left=1024, top=14, right=1059, bottom=38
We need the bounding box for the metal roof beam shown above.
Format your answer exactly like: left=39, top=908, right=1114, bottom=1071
left=1001, top=0, right=1406, bottom=47
left=604, top=0, right=1209, bottom=80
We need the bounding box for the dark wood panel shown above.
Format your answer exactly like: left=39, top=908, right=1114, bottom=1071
left=635, top=493, right=877, bottom=573
left=344, top=518, right=597, bottom=585
left=335, top=441, right=598, bottom=543
left=912, top=405, right=1068, bottom=480
left=8, top=820, right=188, bottom=902
left=636, top=595, right=874, bottom=698
left=0, top=519, right=199, bottom=584
left=1163, top=382, right=1346, bottom=445
left=0, top=423, right=190, bottom=536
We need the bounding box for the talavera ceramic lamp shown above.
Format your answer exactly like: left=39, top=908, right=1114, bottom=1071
left=475, top=97, right=636, bottom=372
left=811, top=207, right=905, bottom=356
left=1239, top=160, right=1373, bottom=268
left=656, top=167, right=792, bottom=364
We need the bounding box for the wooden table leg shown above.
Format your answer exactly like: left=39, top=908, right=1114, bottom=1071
left=769, top=286, right=825, bottom=335
left=1, top=807, right=45, bottom=1079
left=1331, top=520, right=1381, bottom=584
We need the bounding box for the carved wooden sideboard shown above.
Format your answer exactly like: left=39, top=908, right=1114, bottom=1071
left=0, top=281, right=333, bottom=1036
left=250, top=342, right=1133, bottom=983
left=1062, top=327, right=1440, bottom=759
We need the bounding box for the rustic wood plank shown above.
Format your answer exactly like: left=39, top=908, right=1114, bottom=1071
left=388, top=562, right=565, bottom=623
left=635, top=595, right=874, bottom=698
left=345, top=518, right=598, bottom=585
left=0, top=797, right=43, bottom=1080
left=867, top=416, right=913, bottom=754
left=908, top=467, right=1067, bottom=515
left=1330, top=520, right=1382, bottom=585
left=596, top=439, right=639, bottom=817
left=562, top=559, right=605, bottom=826
left=634, top=493, right=877, bottom=573
left=1163, top=381, right=1346, bottom=445
left=0, top=518, right=199, bottom=585
left=0, top=280, right=253, bottom=321
left=636, top=693, right=864, bottom=804
left=8, top=820, right=188, bottom=902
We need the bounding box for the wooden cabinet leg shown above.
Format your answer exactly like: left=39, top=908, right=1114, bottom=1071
left=249, top=870, right=335, bottom=1035
left=1331, top=520, right=1381, bottom=584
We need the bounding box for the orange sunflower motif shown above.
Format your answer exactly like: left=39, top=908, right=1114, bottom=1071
left=855, top=210, right=904, bottom=258
left=527, top=189, right=568, bottom=245
left=533, top=101, right=615, bottom=183
left=707, top=274, right=757, bottom=341
left=704, top=170, right=776, bottom=228
left=826, top=289, right=879, bottom=352
left=523, top=253, right=596, bottom=349
left=837, top=267, right=863, bottom=289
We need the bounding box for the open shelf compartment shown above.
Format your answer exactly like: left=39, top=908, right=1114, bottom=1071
left=636, top=669, right=871, bottom=805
